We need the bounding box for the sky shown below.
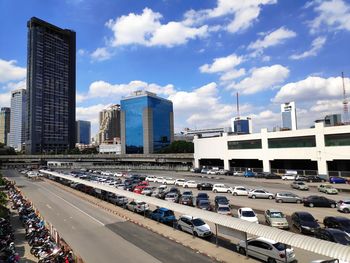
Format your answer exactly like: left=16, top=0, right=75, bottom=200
left=1, top=0, right=350, bottom=137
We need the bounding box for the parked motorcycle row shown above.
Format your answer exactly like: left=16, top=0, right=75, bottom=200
left=8, top=183, right=75, bottom=263
left=0, top=204, right=18, bottom=262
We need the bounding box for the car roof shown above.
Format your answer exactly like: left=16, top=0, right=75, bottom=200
left=322, top=228, right=347, bottom=234
left=180, top=215, right=199, bottom=220
left=253, top=237, right=278, bottom=245
left=294, top=211, right=313, bottom=216
left=267, top=209, right=282, bottom=213
left=159, top=207, right=170, bottom=211
left=240, top=207, right=254, bottom=211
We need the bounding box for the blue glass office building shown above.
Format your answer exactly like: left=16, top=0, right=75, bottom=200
left=121, top=91, right=174, bottom=154
left=76, top=120, right=91, bottom=145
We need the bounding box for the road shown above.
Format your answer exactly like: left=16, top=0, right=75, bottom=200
left=4, top=170, right=216, bottom=263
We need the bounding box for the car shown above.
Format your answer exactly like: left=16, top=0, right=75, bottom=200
left=318, top=184, right=338, bottom=194
left=179, top=195, right=193, bottom=206
left=196, top=192, right=209, bottom=205
left=302, top=175, right=326, bottom=183
left=197, top=199, right=211, bottom=210
left=196, top=182, right=213, bottom=190
left=164, top=192, right=180, bottom=203
left=255, top=172, right=281, bottom=179
left=314, top=228, right=350, bottom=246
left=243, top=171, right=255, bottom=177
left=126, top=200, right=149, bottom=213
left=116, top=183, right=125, bottom=190
left=207, top=169, right=219, bottom=175
left=291, top=211, right=320, bottom=234
left=323, top=216, right=350, bottom=234
left=182, top=191, right=193, bottom=197
left=155, top=177, right=164, bottom=183
left=133, top=186, right=147, bottom=194
left=217, top=169, right=233, bottom=176
left=183, top=180, right=197, bottom=188
left=150, top=208, right=177, bottom=224
left=337, top=200, right=350, bottom=213
left=175, top=179, right=186, bottom=186
left=140, top=186, right=156, bottom=196
left=145, top=176, right=156, bottom=182
left=231, top=186, right=249, bottom=196
left=214, top=196, right=229, bottom=208
left=216, top=204, right=232, bottom=215
left=151, top=185, right=168, bottom=198
left=329, top=176, right=347, bottom=184
left=177, top=215, right=212, bottom=238
left=248, top=189, right=274, bottom=199
left=190, top=167, right=201, bottom=173
left=303, top=195, right=337, bottom=208
left=237, top=237, right=296, bottom=263
left=201, top=168, right=209, bottom=174
left=237, top=208, right=259, bottom=224
left=212, top=184, right=233, bottom=193
left=275, top=192, right=302, bottom=203
left=163, top=177, right=176, bottom=185
left=282, top=173, right=297, bottom=180
left=291, top=181, right=309, bottom=190
left=112, top=195, right=128, bottom=206
left=264, top=209, right=289, bottom=229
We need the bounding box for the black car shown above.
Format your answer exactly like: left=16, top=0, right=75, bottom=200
left=196, top=193, right=209, bottom=205
left=214, top=196, right=229, bottom=208
left=323, top=216, right=350, bottom=234
left=314, top=228, right=350, bottom=246
left=291, top=211, right=320, bottom=234
left=197, top=182, right=213, bottom=190
left=303, top=195, right=337, bottom=208
left=179, top=196, right=193, bottom=206
left=304, top=175, right=326, bottom=183
left=255, top=172, right=281, bottom=179
left=160, top=187, right=181, bottom=199
left=197, top=199, right=211, bottom=210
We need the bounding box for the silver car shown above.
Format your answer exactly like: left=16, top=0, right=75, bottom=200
left=248, top=189, right=274, bottom=199
left=291, top=181, right=309, bottom=190
left=275, top=192, right=302, bottom=203
left=264, top=209, right=289, bottom=229
left=337, top=200, right=350, bottom=213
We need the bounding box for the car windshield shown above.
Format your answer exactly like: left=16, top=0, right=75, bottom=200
left=270, top=212, right=284, bottom=218
left=192, top=218, right=205, bottom=226
left=218, top=207, right=230, bottom=212
left=297, top=182, right=304, bottom=185
left=164, top=210, right=174, bottom=216
left=273, top=242, right=286, bottom=251
left=183, top=191, right=192, bottom=196
left=242, top=211, right=255, bottom=217
left=198, top=193, right=208, bottom=198
left=217, top=197, right=228, bottom=202
left=199, top=200, right=209, bottom=205
left=300, top=214, right=315, bottom=221
left=333, top=232, right=350, bottom=245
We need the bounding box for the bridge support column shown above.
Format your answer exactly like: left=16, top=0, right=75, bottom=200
left=224, top=159, right=230, bottom=170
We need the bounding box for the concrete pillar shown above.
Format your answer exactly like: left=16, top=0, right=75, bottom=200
left=120, top=111, right=126, bottom=154
left=194, top=158, right=200, bottom=168
left=260, top=128, right=270, bottom=172
left=143, top=107, right=153, bottom=154
left=263, top=159, right=271, bottom=173
left=224, top=159, right=230, bottom=170
left=314, top=122, right=328, bottom=177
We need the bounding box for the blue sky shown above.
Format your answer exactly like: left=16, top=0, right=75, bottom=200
left=1, top=0, right=350, bottom=136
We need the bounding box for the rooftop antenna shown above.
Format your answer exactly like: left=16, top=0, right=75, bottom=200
left=342, top=72, right=349, bottom=124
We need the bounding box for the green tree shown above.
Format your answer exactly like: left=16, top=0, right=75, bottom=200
left=157, top=140, right=194, bottom=153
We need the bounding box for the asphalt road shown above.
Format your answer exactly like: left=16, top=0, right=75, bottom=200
left=4, top=170, right=216, bottom=263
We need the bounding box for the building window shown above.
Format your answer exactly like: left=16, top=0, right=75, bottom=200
left=228, top=139, right=262, bottom=150
left=268, top=136, right=316, bottom=148
left=325, top=133, right=350, bottom=146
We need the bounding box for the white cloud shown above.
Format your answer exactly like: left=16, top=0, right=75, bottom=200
left=309, top=0, right=350, bottom=32
left=0, top=59, right=26, bottom=83
left=106, top=8, right=207, bottom=48
left=220, top=69, right=246, bottom=82
left=229, top=65, right=289, bottom=94
left=77, top=49, right=86, bottom=56
left=289, top=36, right=326, bottom=60
left=248, top=27, right=296, bottom=51
left=273, top=76, right=347, bottom=102
left=199, top=54, right=243, bottom=73
left=91, top=47, right=113, bottom=61
left=184, top=0, right=277, bottom=33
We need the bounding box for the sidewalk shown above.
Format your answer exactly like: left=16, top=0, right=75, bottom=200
left=9, top=207, right=37, bottom=263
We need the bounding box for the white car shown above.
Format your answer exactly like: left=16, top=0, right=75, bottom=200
left=237, top=207, right=259, bottom=224
left=155, top=177, right=164, bottom=183
left=248, top=189, right=274, bottom=199
left=177, top=215, right=212, bottom=238
left=126, top=200, right=149, bottom=213
left=145, top=176, right=156, bottom=182
left=207, top=169, right=219, bottom=175
left=237, top=237, right=296, bottom=263
left=282, top=174, right=297, bottom=180
left=212, top=184, right=233, bottom=193
left=113, top=172, right=123, bottom=177
left=183, top=180, right=197, bottom=188
left=163, top=177, right=176, bottom=185
left=231, top=186, right=249, bottom=196
left=175, top=179, right=186, bottom=186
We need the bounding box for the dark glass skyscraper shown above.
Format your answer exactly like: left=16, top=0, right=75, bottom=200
left=121, top=91, right=174, bottom=154
left=26, top=17, right=76, bottom=154
left=76, top=120, right=91, bottom=145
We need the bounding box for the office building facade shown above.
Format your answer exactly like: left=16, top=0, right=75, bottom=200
left=0, top=108, right=11, bottom=145
left=97, top=104, right=121, bottom=144
left=26, top=17, right=76, bottom=154
left=121, top=91, right=174, bottom=154
left=9, top=89, right=26, bottom=151
left=231, top=117, right=252, bottom=134
left=281, top=102, right=297, bottom=130
left=76, top=120, right=91, bottom=145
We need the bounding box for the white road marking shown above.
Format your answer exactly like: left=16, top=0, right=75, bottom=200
left=46, top=204, right=52, bottom=209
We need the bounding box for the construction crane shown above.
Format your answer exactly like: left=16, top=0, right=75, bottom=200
left=342, top=72, right=349, bottom=124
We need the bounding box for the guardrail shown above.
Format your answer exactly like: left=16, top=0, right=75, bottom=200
left=40, top=170, right=350, bottom=262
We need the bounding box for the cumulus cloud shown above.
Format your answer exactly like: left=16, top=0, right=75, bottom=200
left=228, top=65, right=289, bottom=94
left=248, top=27, right=296, bottom=51
left=0, top=59, right=26, bottom=83
left=273, top=76, right=347, bottom=102
left=106, top=8, right=208, bottom=48
left=308, top=0, right=350, bottom=33
left=199, top=54, right=243, bottom=73
left=90, top=47, right=113, bottom=61
left=289, top=36, right=326, bottom=60
left=184, top=0, right=277, bottom=33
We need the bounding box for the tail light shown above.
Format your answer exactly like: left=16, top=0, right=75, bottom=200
left=279, top=253, right=286, bottom=258
left=338, top=200, right=344, bottom=204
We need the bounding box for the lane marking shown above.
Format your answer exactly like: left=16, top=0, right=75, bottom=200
left=46, top=204, right=52, bottom=209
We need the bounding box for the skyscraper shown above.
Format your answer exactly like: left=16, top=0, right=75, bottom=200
left=281, top=102, right=297, bottom=130
left=9, top=89, right=26, bottom=151
left=120, top=91, right=174, bottom=154
left=26, top=17, right=76, bottom=154
left=97, top=104, right=121, bottom=144
left=0, top=108, right=11, bottom=145
left=231, top=117, right=252, bottom=134
left=76, top=120, right=91, bottom=145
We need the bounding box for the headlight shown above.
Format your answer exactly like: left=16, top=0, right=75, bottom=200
left=302, top=226, right=311, bottom=229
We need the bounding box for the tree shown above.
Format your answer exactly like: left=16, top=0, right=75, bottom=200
left=157, top=140, right=194, bottom=153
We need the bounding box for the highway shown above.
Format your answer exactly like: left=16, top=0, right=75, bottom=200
left=4, top=170, right=216, bottom=263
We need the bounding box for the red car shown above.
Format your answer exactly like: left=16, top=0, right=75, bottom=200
left=133, top=185, right=147, bottom=194
left=138, top=181, right=149, bottom=187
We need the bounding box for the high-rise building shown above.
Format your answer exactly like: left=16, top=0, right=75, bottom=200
left=25, top=17, right=76, bottom=154
left=0, top=108, right=11, bottom=145
left=121, top=91, right=174, bottom=154
left=97, top=104, right=121, bottom=144
left=314, top=114, right=342, bottom=127
left=9, top=89, right=26, bottom=151
left=281, top=102, right=297, bottom=130
left=231, top=117, right=252, bottom=134
left=76, top=120, right=91, bottom=145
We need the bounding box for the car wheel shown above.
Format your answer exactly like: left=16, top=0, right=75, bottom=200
left=227, top=190, right=231, bottom=194
left=194, top=231, right=198, bottom=237
left=268, top=195, right=273, bottom=200
left=238, top=247, right=246, bottom=255
left=178, top=225, right=182, bottom=231
left=277, top=199, right=283, bottom=203
left=296, top=200, right=302, bottom=204
left=330, top=203, right=336, bottom=208
left=213, top=189, right=217, bottom=193
left=309, top=203, right=314, bottom=208
left=185, top=185, right=188, bottom=188
left=233, top=192, right=238, bottom=196
left=267, top=258, right=277, bottom=263
left=252, top=195, right=256, bottom=199
left=344, top=208, right=350, bottom=213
